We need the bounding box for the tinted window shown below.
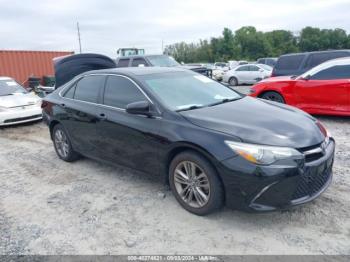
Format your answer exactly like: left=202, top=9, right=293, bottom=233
left=306, top=52, right=350, bottom=69
left=236, top=65, right=250, bottom=71
left=103, top=76, right=146, bottom=108
left=249, top=66, right=260, bottom=71
left=275, top=55, right=305, bottom=70
left=116, top=59, right=130, bottom=67
left=311, top=65, right=350, bottom=80
left=64, top=85, right=76, bottom=98
left=74, top=75, right=105, bottom=103
left=131, top=58, right=148, bottom=67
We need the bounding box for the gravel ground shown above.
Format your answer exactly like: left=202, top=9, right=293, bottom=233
left=0, top=88, right=349, bottom=255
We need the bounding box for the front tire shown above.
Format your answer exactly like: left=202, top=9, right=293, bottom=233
left=260, top=91, right=285, bottom=104
left=229, top=77, right=238, bottom=86
left=169, top=151, right=224, bottom=215
left=53, top=124, right=80, bottom=162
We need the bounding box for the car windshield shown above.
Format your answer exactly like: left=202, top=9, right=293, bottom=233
left=141, top=72, right=242, bottom=111
left=0, top=79, right=27, bottom=96
left=147, top=55, right=180, bottom=67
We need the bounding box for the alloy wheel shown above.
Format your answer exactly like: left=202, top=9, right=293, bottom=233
left=173, top=161, right=210, bottom=208
left=54, top=129, right=69, bottom=158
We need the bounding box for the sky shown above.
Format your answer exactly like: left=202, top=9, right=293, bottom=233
left=0, top=0, right=350, bottom=58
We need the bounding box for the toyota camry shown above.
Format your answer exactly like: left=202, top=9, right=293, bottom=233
left=42, top=66, right=335, bottom=215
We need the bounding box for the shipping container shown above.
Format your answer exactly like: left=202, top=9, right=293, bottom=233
left=0, top=50, right=74, bottom=86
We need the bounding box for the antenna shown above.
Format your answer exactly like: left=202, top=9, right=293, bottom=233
left=77, top=22, right=82, bottom=53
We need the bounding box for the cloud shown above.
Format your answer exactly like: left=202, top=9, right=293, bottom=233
left=0, top=0, right=349, bottom=58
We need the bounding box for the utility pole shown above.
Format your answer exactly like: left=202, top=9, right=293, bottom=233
left=77, top=22, right=82, bottom=53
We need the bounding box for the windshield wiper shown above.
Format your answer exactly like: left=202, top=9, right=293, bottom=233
left=208, top=97, right=240, bottom=107
left=176, top=105, right=205, bottom=112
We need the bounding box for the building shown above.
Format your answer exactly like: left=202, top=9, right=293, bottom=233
left=0, top=50, right=74, bottom=86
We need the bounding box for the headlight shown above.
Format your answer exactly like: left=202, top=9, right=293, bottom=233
left=225, top=141, right=302, bottom=165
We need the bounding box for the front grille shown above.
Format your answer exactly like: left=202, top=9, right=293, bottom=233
left=4, top=114, right=42, bottom=124
left=299, top=143, right=325, bottom=163
left=292, top=158, right=333, bottom=199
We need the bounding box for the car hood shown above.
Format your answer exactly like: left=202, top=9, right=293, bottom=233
left=178, top=65, right=208, bottom=71
left=0, top=93, right=40, bottom=108
left=179, top=96, right=324, bottom=148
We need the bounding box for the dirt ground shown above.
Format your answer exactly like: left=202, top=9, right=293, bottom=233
left=0, top=96, right=349, bottom=255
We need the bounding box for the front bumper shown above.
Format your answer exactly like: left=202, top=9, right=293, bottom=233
left=217, top=139, right=335, bottom=212
left=0, top=106, right=42, bottom=126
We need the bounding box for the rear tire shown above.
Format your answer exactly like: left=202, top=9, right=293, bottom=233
left=169, top=151, right=224, bottom=216
left=229, top=77, right=238, bottom=86
left=53, top=124, right=80, bottom=162
left=260, top=91, right=285, bottom=104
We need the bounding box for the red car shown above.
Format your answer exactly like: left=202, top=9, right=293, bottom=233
left=250, top=57, right=350, bottom=116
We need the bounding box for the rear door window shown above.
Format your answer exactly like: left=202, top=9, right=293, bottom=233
left=236, top=65, right=250, bottom=71
left=74, top=75, right=105, bottom=103
left=131, top=58, right=148, bottom=67
left=276, top=55, right=305, bottom=70
left=116, top=59, right=130, bottom=67
left=63, top=84, right=76, bottom=99
left=103, top=76, right=146, bottom=109
left=311, top=65, right=350, bottom=80
left=249, top=66, right=260, bottom=71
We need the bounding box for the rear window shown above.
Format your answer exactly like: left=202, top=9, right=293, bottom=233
left=131, top=58, right=148, bottom=67
left=116, top=59, right=130, bottom=67
left=275, top=55, right=305, bottom=70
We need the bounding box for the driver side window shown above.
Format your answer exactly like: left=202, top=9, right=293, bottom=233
left=103, top=76, right=146, bottom=109
left=311, top=65, right=350, bottom=80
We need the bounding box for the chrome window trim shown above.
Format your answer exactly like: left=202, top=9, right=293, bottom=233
left=58, top=73, right=161, bottom=115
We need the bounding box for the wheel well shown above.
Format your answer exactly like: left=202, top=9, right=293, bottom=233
left=258, top=90, right=284, bottom=99
left=229, top=76, right=238, bottom=83
left=49, top=120, right=60, bottom=139
left=164, top=145, right=224, bottom=187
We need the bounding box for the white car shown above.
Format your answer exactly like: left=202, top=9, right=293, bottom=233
left=0, top=77, right=42, bottom=126
left=222, top=64, right=272, bottom=86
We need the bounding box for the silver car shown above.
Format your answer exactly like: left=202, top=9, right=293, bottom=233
left=0, top=77, right=42, bottom=126
left=222, top=64, right=272, bottom=86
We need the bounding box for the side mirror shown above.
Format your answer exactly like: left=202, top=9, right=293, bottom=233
left=126, top=101, right=152, bottom=117
left=302, top=75, right=311, bottom=81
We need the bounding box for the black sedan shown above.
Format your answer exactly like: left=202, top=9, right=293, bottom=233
left=42, top=67, right=335, bottom=215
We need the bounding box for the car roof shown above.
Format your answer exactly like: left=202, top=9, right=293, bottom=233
left=279, top=49, right=350, bottom=57
left=117, top=54, right=166, bottom=59
left=0, top=76, right=13, bottom=81
left=319, top=56, right=350, bottom=66
left=85, top=66, right=188, bottom=76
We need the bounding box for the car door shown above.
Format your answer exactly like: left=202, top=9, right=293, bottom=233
left=95, top=75, right=162, bottom=174
left=234, top=65, right=251, bottom=84
left=249, top=65, right=263, bottom=83
left=60, top=75, right=106, bottom=156
left=294, top=64, right=350, bottom=113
